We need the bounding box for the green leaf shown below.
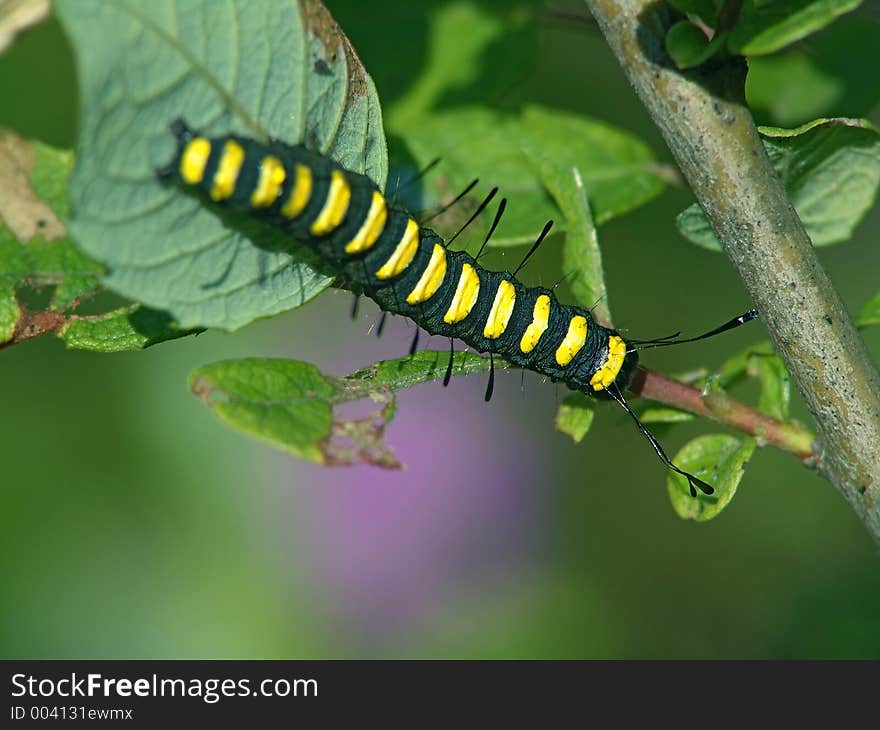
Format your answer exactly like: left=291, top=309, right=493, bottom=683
left=857, top=291, right=880, bottom=328
left=403, top=105, right=667, bottom=247
left=0, top=279, right=19, bottom=343
left=747, top=15, right=880, bottom=128
left=520, top=106, right=668, bottom=235
left=749, top=354, right=791, bottom=419
left=343, top=348, right=504, bottom=394
left=638, top=406, right=695, bottom=424
left=678, top=118, right=880, bottom=251
left=0, top=0, right=50, bottom=54
left=0, top=130, right=187, bottom=351
left=191, top=350, right=501, bottom=465
left=715, top=340, right=775, bottom=387
left=521, top=144, right=609, bottom=321
left=728, top=0, right=863, bottom=56
left=667, top=0, right=720, bottom=22
left=665, top=21, right=727, bottom=69
left=746, top=54, right=842, bottom=128
left=57, top=0, right=387, bottom=331
left=386, top=1, right=534, bottom=132
left=190, top=359, right=341, bottom=464
left=555, top=393, right=596, bottom=443
left=713, top=340, right=789, bottom=418
left=60, top=305, right=194, bottom=352
left=667, top=434, right=757, bottom=521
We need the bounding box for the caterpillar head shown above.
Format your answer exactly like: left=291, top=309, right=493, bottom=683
left=588, top=333, right=639, bottom=397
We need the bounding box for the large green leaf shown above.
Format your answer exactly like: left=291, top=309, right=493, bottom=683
left=728, top=0, right=863, bottom=56
left=190, top=350, right=504, bottom=465
left=667, top=434, right=757, bottom=521
left=57, top=0, right=387, bottom=331
left=665, top=21, right=728, bottom=69
left=678, top=119, right=880, bottom=251
left=404, top=106, right=667, bottom=247
left=0, top=130, right=188, bottom=351
left=750, top=354, right=791, bottom=420
left=0, top=0, right=50, bottom=54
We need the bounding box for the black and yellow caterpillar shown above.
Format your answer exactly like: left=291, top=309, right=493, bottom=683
left=160, top=119, right=753, bottom=497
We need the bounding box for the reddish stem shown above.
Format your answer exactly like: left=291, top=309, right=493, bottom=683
left=630, top=367, right=816, bottom=462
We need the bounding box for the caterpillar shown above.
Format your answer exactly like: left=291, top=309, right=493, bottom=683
left=159, top=119, right=756, bottom=497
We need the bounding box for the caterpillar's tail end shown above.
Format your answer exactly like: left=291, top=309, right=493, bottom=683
left=156, top=117, right=195, bottom=179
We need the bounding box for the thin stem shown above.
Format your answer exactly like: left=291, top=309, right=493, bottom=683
left=630, top=367, right=816, bottom=461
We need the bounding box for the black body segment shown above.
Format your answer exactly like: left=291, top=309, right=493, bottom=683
left=161, top=120, right=640, bottom=399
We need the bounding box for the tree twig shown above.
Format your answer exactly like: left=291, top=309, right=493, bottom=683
left=631, top=367, right=816, bottom=460
left=584, top=0, right=880, bottom=540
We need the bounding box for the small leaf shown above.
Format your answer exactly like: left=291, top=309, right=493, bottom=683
left=0, top=130, right=186, bottom=351
left=638, top=406, right=695, bottom=424
left=555, top=393, right=596, bottom=443
left=521, top=144, right=608, bottom=321
left=0, top=0, right=50, bottom=54
left=668, top=0, right=720, bottom=23
left=857, top=291, right=880, bottom=328
left=521, top=105, right=667, bottom=234
left=57, top=0, right=387, bottom=331
left=749, top=354, right=791, bottom=419
left=0, top=280, right=20, bottom=344
left=667, top=434, right=757, bottom=521
left=747, top=15, right=880, bottom=127
left=191, top=350, right=502, bottom=466
left=675, top=204, right=719, bottom=250
left=728, top=0, right=863, bottom=56
left=665, top=21, right=727, bottom=69
left=678, top=118, right=880, bottom=250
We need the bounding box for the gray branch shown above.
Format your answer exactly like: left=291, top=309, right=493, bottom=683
left=584, top=0, right=880, bottom=541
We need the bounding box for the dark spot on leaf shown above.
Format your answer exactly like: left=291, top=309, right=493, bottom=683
left=858, top=485, right=867, bottom=495
left=823, top=314, right=833, bottom=325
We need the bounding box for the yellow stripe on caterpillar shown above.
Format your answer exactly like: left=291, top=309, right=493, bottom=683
left=590, top=335, right=627, bottom=390
left=280, top=164, right=313, bottom=218
left=376, top=219, right=420, bottom=280
left=407, top=244, right=447, bottom=305
left=520, top=295, right=551, bottom=354
left=483, top=280, right=516, bottom=339
left=210, top=139, right=245, bottom=201
left=555, top=316, right=588, bottom=366
left=180, top=137, right=211, bottom=184
left=443, top=263, right=480, bottom=324
left=310, top=170, right=351, bottom=235
left=250, top=155, right=286, bottom=208
left=345, top=191, right=387, bottom=254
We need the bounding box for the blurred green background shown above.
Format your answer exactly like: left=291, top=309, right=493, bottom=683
left=2, top=0, right=880, bottom=658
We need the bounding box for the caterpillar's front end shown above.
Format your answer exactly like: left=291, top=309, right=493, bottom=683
left=586, top=331, right=639, bottom=399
